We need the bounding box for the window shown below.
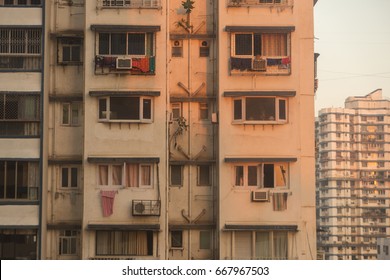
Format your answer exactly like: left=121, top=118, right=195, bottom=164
left=61, top=167, right=79, bottom=189
left=98, top=96, right=152, bottom=122
left=98, top=32, right=154, bottom=56
left=171, top=103, right=181, bottom=120
left=199, top=103, right=209, bottom=120
left=235, top=231, right=288, bottom=260
left=57, top=37, right=82, bottom=64
left=102, top=0, right=161, bottom=8
left=0, top=28, right=41, bottom=71
left=197, top=165, right=211, bottom=186
left=199, top=230, right=211, bottom=250
left=260, top=0, right=282, bottom=3
left=0, top=0, right=41, bottom=6
left=171, top=231, right=183, bottom=248
left=384, top=245, right=389, bottom=255
left=0, top=229, right=37, bottom=260
left=170, top=165, right=183, bottom=186
left=234, top=163, right=288, bottom=188
left=61, top=102, right=81, bottom=126
left=233, top=97, right=287, bottom=123
left=98, top=163, right=153, bottom=188
left=96, top=230, right=153, bottom=256
left=59, top=230, right=79, bottom=256
left=0, top=92, right=40, bottom=136
left=0, top=161, right=39, bottom=200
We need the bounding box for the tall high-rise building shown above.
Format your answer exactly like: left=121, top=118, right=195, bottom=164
left=317, top=89, right=390, bottom=260
left=0, top=0, right=317, bottom=260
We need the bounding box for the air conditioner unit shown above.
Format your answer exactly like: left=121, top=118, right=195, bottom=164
left=133, top=201, right=146, bottom=215
left=252, top=190, right=269, bottom=202
left=252, top=58, right=266, bottom=71
left=116, top=57, right=132, bottom=69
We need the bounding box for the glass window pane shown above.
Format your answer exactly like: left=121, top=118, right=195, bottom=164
left=62, top=104, right=70, bottom=124
left=62, top=46, right=71, bottom=62
left=255, top=232, right=271, bottom=259
left=141, top=165, right=151, bottom=186
left=71, top=46, right=81, bottom=62
left=71, top=103, right=79, bottom=125
left=200, top=231, right=211, bottom=249
left=235, top=166, right=244, bottom=186
left=171, top=231, right=182, bottom=248
left=235, top=34, right=252, bottom=56
left=110, top=97, right=139, bottom=120
left=279, top=99, right=286, bottom=120
left=246, top=98, right=275, bottom=121
left=71, top=168, right=78, bottom=187
left=112, top=165, right=122, bottom=185
left=198, top=165, right=211, bottom=186
left=143, top=99, right=151, bottom=120
left=248, top=166, right=258, bottom=186
left=128, top=33, right=145, bottom=55
left=61, top=168, right=68, bottom=187
left=170, top=165, right=182, bottom=186
left=234, top=99, right=242, bottom=120
left=98, top=33, right=109, bottom=55
left=273, top=232, right=288, bottom=259
left=98, top=165, right=108, bottom=186
left=263, top=164, right=274, bottom=188
left=98, top=99, right=107, bottom=119
left=111, top=33, right=126, bottom=55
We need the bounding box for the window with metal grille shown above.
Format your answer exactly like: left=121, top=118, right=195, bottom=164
left=0, top=161, right=39, bottom=200
left=0, top=92, right=40, bottom=136
left=0, top=0, right=42, bottom=6
left=102, top=0, right=161, bottom=8
left=98, top=32, right=154, bottom=56
left=0, top=28, right=42, bottom=71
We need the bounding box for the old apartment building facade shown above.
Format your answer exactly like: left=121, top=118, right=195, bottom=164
left=317, top=89, right=390, bottom=260
left=0, top=0, right=317, bottom=260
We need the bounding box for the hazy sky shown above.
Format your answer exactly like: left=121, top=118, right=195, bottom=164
left=314, top=0, right=390, bottom=114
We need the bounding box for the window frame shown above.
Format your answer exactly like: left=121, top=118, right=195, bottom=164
left=170, top=165, right=183, bottom=187
left=58, top=230, right=80, bottom=256
left=61, top=102, right=81, bottom=126
left=60, top=166, right=80, bottom=189
left=199, top=102, right=210, bottom=121
left=57, top=37, right=83, bottom=65
left=97, top=163, right=154, bottom=189
left=233, top=163, right=289, bottom=189
left=197, top=165, right=212, bottom=187
left=199, top=230, right=212, bottom=250
left=171, top=230, right=183, bottom=249
left=232, top=96, right=288, bottom=124
left=98, top=96, right=153, bottom=123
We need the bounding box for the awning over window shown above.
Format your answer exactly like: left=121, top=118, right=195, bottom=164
left=224, top=91, right=296, bottom=97
left=89, top=91, right=160, bottom=97
left=225, top=26, right=295, bottom=33
left=169, top=223, right=216, bottom=230
left=87, top=157, right=160, bottom=164
left=224, top=224, right=298, bottom=231
left=225, top=157, right=297, bottom=163
left=87, top=224, right=160, bottom=231
left=47, top=223, right=82, bottom=230
left=90, top=25, right=161, bottom=33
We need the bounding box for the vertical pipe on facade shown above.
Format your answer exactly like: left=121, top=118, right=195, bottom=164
left=165, top=0, right=170, bottom=260
left=37, top=0, right=47, bottom=260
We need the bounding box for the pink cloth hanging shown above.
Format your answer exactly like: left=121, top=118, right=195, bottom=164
left=101, top=190, right=116, bottom=217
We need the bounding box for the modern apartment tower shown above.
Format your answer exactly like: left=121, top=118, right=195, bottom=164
left=0, top=0, right=317, bottom=260
left=317, top=89, right=390, bottom=260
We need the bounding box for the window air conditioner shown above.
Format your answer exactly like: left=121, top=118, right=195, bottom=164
left=252, top=57, right=266, bottom=71
left=252, top=190, right=269, bottom=202
left=133, top=201, right=146, bottom=215
left=116, top=57, right=132, bottom=69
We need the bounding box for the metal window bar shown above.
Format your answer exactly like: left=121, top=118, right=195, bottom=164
left=229, top=0, right=289, bottom=5
left=102, top=0, right=161, bottom=8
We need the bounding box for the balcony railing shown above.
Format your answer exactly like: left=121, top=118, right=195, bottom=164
left=0, top=121, right=40, bottom=137
left=101, top=0, right=161, bottom=8
left=228, top=0, right=292, bottom=7
left=95, top=55, right=155, bottom=75
left=230, top=56, right=290, bottom=75
left=0, top=55, right=41, bottom=71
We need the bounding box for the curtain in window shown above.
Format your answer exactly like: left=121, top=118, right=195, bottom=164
left=141, top=165, right=151, bottom=186
left=272, top=192, right=288, bottom=211
left=126, top=164, right=138, bottom=187
left=262, top=34, right=287, bottom=56
left=112, top=165, right=122, bottom=185
left=273, top=232, right=288, bottom=259
left=255, top=232, right=271, bottom=259
left=98, top=165, right=108, bottom=185
left=136, top=231, right=148, bottom=255
left=234, top=231, right=252, bottom=259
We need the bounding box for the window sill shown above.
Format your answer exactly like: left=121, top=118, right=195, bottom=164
left=232, top=120, right=287, bottom=125
left=98, top=120, right=152, bottom=124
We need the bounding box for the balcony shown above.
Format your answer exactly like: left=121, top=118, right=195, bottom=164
left=95, top=55, right=155, bottom=75
left=0, top=55, right=41, bottom=71
left=230, top=56, right=291, bottom=75
left=132, top=200, right=160, bottom=216
left=101, top=0, right=161, bottom=9
left=228, top=0, right=293, bottom=7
